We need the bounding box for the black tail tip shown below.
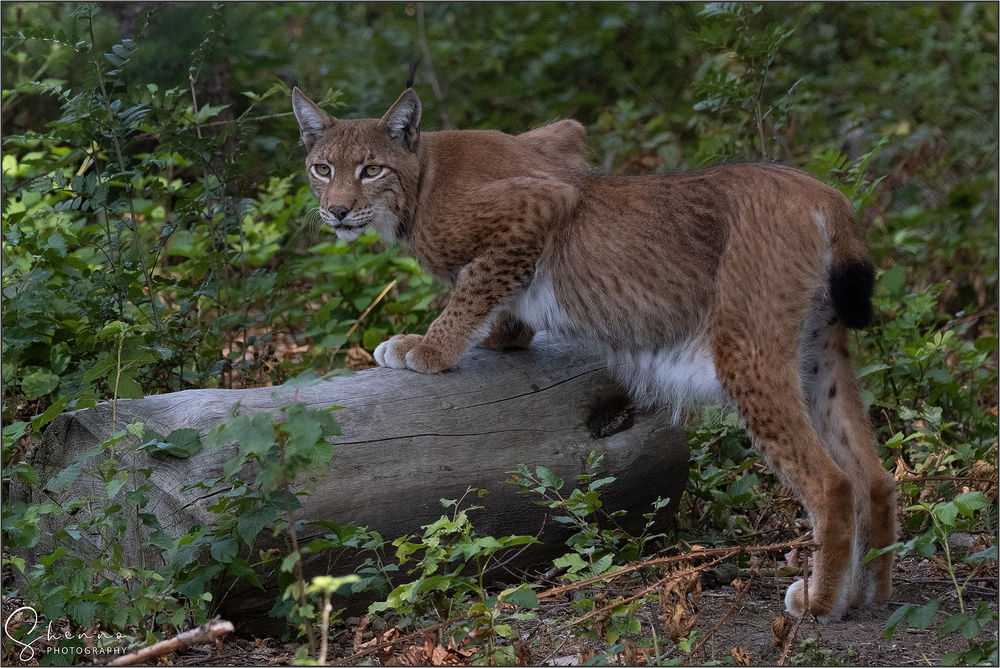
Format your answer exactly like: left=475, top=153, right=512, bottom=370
left=830, top=260, right=875, bottom=329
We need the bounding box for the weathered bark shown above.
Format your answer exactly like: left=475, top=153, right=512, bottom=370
left=12, top=334, right=688, bottom=625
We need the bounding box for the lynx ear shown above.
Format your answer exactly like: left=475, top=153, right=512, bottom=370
left=292, top=87, right=334, bottom=150
left=379, top=88, right=421, bottom=151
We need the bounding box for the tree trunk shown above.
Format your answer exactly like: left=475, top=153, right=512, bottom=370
left=11, top=334, right=688, bottom=626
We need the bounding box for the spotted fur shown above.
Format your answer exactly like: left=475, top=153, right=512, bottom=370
left=293, top=86, right=897, bottom=621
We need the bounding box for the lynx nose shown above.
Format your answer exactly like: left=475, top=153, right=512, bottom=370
left=327, top=204, right=350, bottom=221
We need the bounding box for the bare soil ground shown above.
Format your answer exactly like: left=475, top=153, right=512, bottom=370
left=158, top=554, right=996, bottom=667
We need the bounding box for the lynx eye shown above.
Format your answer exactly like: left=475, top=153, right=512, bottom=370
left=310, top=163, right=331, bottom=179
left=360, top=164, right=384, bottom=179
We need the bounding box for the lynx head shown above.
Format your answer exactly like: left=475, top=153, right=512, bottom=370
left=292, top=87, right=422, bottom=241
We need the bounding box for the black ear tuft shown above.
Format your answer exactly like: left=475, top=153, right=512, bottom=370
left=406, top=59, right=420, bottom=89
left=278, top=71, right=301, bottom=91
left=829, top=259, right=875, bottom=329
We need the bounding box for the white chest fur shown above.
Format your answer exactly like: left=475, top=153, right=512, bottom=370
left=512, top=267, right=574, bottom=336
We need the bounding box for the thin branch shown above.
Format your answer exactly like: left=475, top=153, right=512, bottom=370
left=415, top=3, right=452, bottom=129
left=778, top=553, right=809, bottom=666
left=108, top=617, right=234, bottom=666
left=537, top=537, right=813, bottom=601
left=484, top=514, right=547, bottom=575
left=331, top=617, right=460, bottom=666
left=686, top=571, right=755, bottom=659
left=564, top=553, right=731, bottom=631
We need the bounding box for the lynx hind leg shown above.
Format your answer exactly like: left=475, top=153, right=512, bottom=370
left=477, top=309, right=535, bottom=350
left=800, top=304, right=897, bottom=609
left=713, top=321, right=855, bottom=622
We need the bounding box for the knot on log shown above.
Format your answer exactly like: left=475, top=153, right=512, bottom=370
left=586, top=395, right=635, bottom=439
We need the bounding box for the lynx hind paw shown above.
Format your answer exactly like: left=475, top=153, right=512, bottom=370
left=374, top=334, right=423, bottom=369
left=784, top=579, right=845, bottom=624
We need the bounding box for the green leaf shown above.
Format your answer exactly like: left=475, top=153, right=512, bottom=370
left=940, top=612, right=970, bottom=639
left=2, top=421, right=28, bottom=448
left=500, top=584, right=539, bottom=609
left=210, top=413, right=275, bottom=458
left=9, top=462, right=39, bottom=485
left=964, top=545, right=997, bottom=564
left=209, top=536, right=239, bottom=563
left=45, top=460, right=85, bottom=493
left=592, top=554, right=614, bottom=574
left=226, top=557, right=262, bottom=588
left=158, top=428, right=202, bottom=458
left=961, top=615, right=983, bottom=640
left=236, top=505, right=276, bottom=546
left=880, top=265, right=907, bottom=296
left=933, top=501, right=959, bottom=527
left=22, top=369, right=60, bottom=399
left=30, top=398, right=67, bottom=432
left=106, top=477, right=126, bottom=500
left=553, top=552, right=587, bottom=573
left=65, top=600, right=97, bottom=626
left=280, top=551, right=301, bottom=572
left=114, top=370, right=144, bottom=399
left=953, top=491, right=989, bottom=517
left=905, top=599, right=938, bottom=630
left=884, top=603, right=912, bottom=641
left=588, top=476, right=616, bottom=491
left=535, top=466, right=564, bottom=490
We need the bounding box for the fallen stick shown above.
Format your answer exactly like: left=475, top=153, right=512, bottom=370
left=563, top=553, right=732, bottom=631
left=108, top=618, right=234, bottom=666
left=536, top=537, right=814, bottom=601
left=778, top=553, right=809, bottom=666
left=331, top=617, right=459, bottom=666
left=686, top=571, right=756, bottom=660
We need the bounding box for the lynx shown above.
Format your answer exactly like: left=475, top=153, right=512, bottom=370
left=292, top=84, right=897, bottom=621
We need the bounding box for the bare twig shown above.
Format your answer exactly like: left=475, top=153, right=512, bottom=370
left=108, top=617, right=234, bottom=666
left=563, top=553, right=731, bottom=630
left=686, top=571, right=756, bottom=659
left=327, top=279, right=398, bottom=365
left=537, top=537, right=813, bottom=601
left=415, top=3, right=452, bottom=129
left=897, top=475, right=998, bottom=485
left=778, top=553, right=809, bottom=666
left=319, top=595, right=333, bottom=666
left=331, top=618, right=459, bottom=666
left=484, top=515, right=547, bottom=575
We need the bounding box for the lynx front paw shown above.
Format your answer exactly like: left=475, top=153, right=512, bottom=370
left=374, top=334, right=423, bottom=369
left=404, top=343, right=454, bottom=373
left=373, top=334, right=455, bottom=373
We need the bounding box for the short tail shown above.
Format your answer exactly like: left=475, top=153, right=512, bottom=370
left=827, top=196, right=875, bottom=329
left=830, top=258, right=875, bottom=329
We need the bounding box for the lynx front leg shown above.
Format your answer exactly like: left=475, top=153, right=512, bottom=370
left=374, top=249, right=537, bottom=373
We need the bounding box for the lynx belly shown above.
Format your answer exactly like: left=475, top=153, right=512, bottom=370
left=514, top=268, right=724, bottom=419
left=608, top=345, right=725, bottom=421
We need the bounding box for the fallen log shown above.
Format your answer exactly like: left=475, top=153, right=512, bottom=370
left=12, top=333, right=688, bottom=626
